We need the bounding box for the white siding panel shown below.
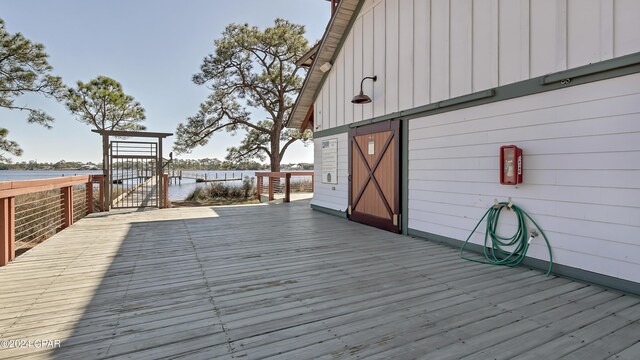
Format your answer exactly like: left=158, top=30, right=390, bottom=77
left=373, top=2, right=386, bottom=117
left=311, top=133, right=349, bottom=212
left=398, top=0, right=414, bottom=111
left=335, top=49, right=345, bottom=127
left=567, top=0, right=601, bottom=68
left=344, top=32, right=355, bottom=125
left=408, top=73, right=640, bottom=283
left=450, top=0, right=473, bottom=98
left=472, top=0, right=498, bottom=92
left=498, top=0, right=530, bottom=85
left=430, top=0, right=450, bottom=102
left=315, top=88, right=323, bottom=131
left=352, top=17, right=364, bottom=123
left=413, top=0, right=431, bottom=106
left=385, top=0, right=399, bottom=114
left=322, top=80, right=330, bottom=130
left=362, top=10, right=375, bottom=120
left=329, top=60, right=337, bottom=129
left=530, top=0, right=567, bottom=77
left=600, top=0, right=614, bottom=60
left=614, top=0, right=640, bottom=57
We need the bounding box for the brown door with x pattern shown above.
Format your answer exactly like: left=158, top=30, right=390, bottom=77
left=348, top=120, right=401, bottom=233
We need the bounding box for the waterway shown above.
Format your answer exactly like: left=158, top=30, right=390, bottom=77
left=0, top=170, right=258, bottom=201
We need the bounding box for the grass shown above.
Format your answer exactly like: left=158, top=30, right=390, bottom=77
left=176, top=177, right=260, bottom=207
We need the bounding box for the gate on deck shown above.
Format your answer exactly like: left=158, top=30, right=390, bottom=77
left=93, top=130, right=173, bottom=211
left=110, top=141, right=158, bottom=208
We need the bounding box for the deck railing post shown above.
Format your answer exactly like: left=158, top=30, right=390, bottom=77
left=99, top=176, right=105, bottom=212
left=256, top=175, right=262, bottom=199
left=86, top=179, right=94, bottom=214
left=285, top=173, right=291, bottom=203
left=0, top=196, right=15, bottom=266
left=268, top=176, right=274, bottom=201
left=311, top=173, right=315, bottom=192
left=163, top=174, right=169, bottom=208
left=61, top=186, right=73, bottom=228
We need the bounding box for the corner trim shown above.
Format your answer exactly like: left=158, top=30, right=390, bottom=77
left=310, top=203, right=348, bottom=218
left=401, top=119, right=409, bottom=235
left=407, top=228, right=640, bottom=296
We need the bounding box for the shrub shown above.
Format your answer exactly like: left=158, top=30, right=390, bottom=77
left=185, top=180, right=257, bottom=202
left=242, top=176, right=255, bottom=199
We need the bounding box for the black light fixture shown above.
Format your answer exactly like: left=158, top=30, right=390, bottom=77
left=351, top=75, right=377, bottom=104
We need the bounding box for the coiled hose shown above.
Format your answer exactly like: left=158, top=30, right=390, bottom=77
left=460, top=201, right=553, bottom=276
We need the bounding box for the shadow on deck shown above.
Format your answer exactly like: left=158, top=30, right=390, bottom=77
left=0, top=200, right=639, bottom=359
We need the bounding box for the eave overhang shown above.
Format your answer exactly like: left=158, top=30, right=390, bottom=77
left=286, top=0, right=363, bottom=130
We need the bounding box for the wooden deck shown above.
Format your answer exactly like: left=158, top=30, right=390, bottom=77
left=112, top=177, right=158, bottom=209
left=0, top=200, right=638, bottom=359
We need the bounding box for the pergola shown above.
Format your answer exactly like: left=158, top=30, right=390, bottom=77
left=92, top=130, right=173, bottom=210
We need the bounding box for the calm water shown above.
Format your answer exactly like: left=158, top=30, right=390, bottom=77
left=0, top=170, right=274, bottom=201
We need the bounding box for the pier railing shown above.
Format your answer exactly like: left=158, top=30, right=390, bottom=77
left=167, top=170, right=244, bottom=184
left=255, top=172, right=314, bottom=202
left=0, top=175, right=105, bottom=266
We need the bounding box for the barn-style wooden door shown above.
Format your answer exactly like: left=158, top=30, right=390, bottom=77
left=348, top=120, right=401, bottom=233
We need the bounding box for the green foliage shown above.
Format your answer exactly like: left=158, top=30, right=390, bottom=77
left=0, top=18, right=65, bottom=161
left=174, top=19, right=312, bottom=171
left=169, top=158, right=269, bottom=171
left=185, top=182, right=256, bottom=202
left=0, top=128, right=22, bottom=162
left=65, top=76, right=146, bottom=131
left=1, top=159, right=99, bottom=170
left=242, top=176, right=255, bottom=199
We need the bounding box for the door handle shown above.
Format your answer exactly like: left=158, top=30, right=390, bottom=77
left=348, top=175, right=352, bottom=182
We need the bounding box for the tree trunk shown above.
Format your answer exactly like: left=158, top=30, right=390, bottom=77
left=270, top=122, right=282, bottom=172
left=270, top=149, right=281, bottom=172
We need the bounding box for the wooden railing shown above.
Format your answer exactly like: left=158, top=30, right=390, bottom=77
left=0, top=175, right=105, bottom=266
left=255, top=171, right=315, bottom=203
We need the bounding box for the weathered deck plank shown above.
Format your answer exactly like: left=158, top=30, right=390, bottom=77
left=0, top=200, right=637, bottom=359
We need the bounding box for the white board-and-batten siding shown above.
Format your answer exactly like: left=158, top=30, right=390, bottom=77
left=311, top=133, right=349, bottom=212
left=314, top=0, right=640, bottom=131
left=407, top=73, right=640, bottom=283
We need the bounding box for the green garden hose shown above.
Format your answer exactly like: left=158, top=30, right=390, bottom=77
left=460, top=201, right=553, bottom=276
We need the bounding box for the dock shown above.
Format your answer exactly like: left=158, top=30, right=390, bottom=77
left=167, top=170, right=243, bottom=184
left=111, top=176, right=158, bottom=208
left=0, top=200, right=638, bottom=359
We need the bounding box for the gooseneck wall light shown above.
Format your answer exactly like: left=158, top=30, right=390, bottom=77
left=351, top=75, right=377, bottom=104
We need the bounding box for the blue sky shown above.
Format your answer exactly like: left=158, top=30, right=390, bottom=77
left=1, top=0, right=330, bottom=164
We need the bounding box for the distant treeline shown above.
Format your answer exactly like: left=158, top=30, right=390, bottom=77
left=0, top=160, right=99, bottom=171
left=0, top=158, right=314, bottom=171
left=169, top=158, right=314, bottom=171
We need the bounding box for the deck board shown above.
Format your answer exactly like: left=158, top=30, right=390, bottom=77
left=0, top=200, right=638, bottom=359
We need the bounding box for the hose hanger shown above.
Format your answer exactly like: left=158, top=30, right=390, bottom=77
left=493, top=197, right=513, bottom=209
left=460, top=198, right=553, bottom=276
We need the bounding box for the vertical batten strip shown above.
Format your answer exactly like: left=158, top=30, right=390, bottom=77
left=556, top=0, right=568, bottom=71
